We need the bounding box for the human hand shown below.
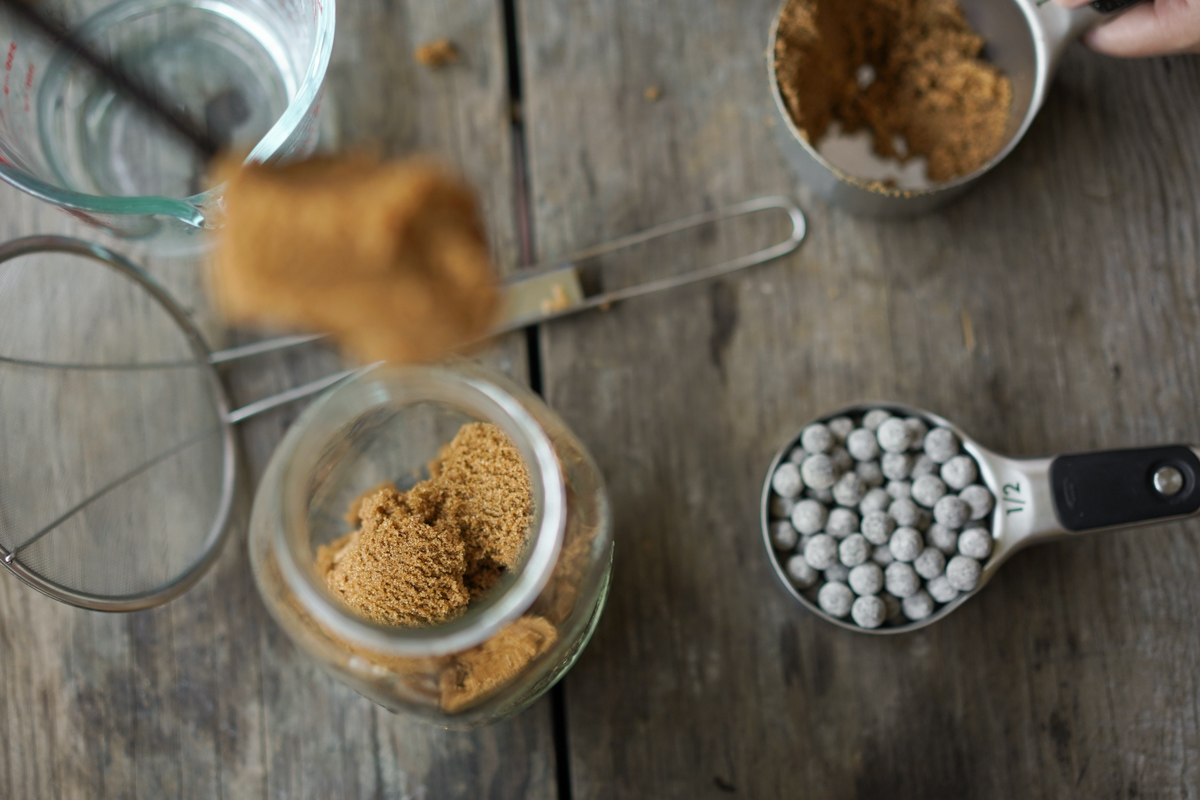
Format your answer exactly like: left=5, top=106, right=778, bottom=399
left=1053, top=0, right=1200, bottom=57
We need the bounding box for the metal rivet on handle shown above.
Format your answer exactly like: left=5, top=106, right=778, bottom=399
left=1153, top=466, right=1184, bottom=496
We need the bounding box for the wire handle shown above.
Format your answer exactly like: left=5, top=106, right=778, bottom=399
left=492, top=195, right=807, bottom=333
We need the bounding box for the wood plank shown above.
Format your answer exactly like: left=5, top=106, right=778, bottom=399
left=0, top=2, right=557, bottom=798
left=518, top=1, right=1200, bottom=797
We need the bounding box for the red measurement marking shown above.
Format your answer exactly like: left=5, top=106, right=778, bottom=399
left=313, top=0, right=323, bottom=22
left=3, top=43, right=13, bottom=98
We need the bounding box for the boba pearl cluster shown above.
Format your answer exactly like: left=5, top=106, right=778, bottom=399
left=767, top=409, right=996, bottom=629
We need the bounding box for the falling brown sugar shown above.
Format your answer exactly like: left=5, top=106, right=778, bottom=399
left=774, top=0, right=1013, bottom=183
left=211, top=156, right=499, bottom=365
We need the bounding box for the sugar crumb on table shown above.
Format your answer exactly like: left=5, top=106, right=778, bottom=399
left=415, top=38, right=459, bottom=67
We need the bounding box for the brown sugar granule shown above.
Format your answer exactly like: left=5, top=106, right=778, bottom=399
left=539, top=284, right=572, bottom=315
left=326, top=487, right=471, bottom=626
left=318, top=422, right=534, bottom=626
left=774, top=0, right=1012, bottom=182
left=439, top=615, right=559, bottom=713
left=434, top=422, right=535, bottom=575
left=415, top=39, right=460, bottom=67
left=343, top=481, right=398, bottom=527
left=211, top=156, right=498, bottom=364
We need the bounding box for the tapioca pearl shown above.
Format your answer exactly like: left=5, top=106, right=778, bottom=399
left=888, top=526, right=923, bottom=562
left=911, top=474, right=947, bottom=508
left=827, top=416, right=854, bottom=442
left=851, top=595, right=886, bottom=629
left=860, top=511, right=896, bottom=545
left=862, top=409, right=892, bottom=430
left=959, top=484, right=994, bottom=520
left=801, top=454, right=837, bottom=490
left=946, top=555, right=982, bottom=592
left=848, top=562, right=884, bottom=596
left=859, top=487, right=891, bottom=516
left=824, top=562, right=851, bottom=584
left=804, top=534, right=839, bottom=571
left=786, top=554, right=820, bottom=588
left=833, top=472, right=867, bottom=507
left=957, top=526, right=994, bottom=560
left=769, top=520, right=798, bottom=550
left=790, top=499, right=828, bottom=535
left=856, top=460, right=885, bottom=488
left=923, top=427, right=959, bottom=464
left=940, top=455, right=978, bottom=490
left=913, top=547, right=946, bottom=580
left=902, top=590, right=935, bottom=621
left=905, top=417, right=929, bottom=450
left=800, top=423, right=835, bottom=454
left=927, top=523, right=959, bottom=555
left=933, top=495, right=970, bottom=529
left=877, top=417, right=913, bottom=454
left=772, top=462, right=803, bottom=498
left=847, top=428, right=881, bottom=461
left=927, top=574, right=959, bottom=604
left=881, top=452, right=912, bottom=481
left=826, top=508, right=860, bottom=538
left=818, top=581, right=855, bottom=618
left=910, top=453, right=937, bottom=478
left=884, top=561, right=920, bottom=598
left=839, top=533, right=870, bottom=567
left=888, top=498, right=921, bottom=527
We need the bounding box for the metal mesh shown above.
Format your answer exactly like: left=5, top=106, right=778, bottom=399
left=0, top=242, right=232, bottom=607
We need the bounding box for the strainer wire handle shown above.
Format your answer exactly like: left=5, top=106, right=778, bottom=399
left=224, top=364, right=374, bottom=424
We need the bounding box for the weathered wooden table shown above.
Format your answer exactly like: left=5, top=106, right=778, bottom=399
left=3, top=1, right=1200, bottom=797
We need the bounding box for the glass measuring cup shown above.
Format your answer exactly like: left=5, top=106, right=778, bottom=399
left=761, top=402, right=1200, bottom=633
left=0, top=0, right=335, bottom=246
left=767, top=0, right=1133, bottom=216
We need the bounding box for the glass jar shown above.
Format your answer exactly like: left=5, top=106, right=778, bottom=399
left=249, top=361, right=613, bottom=728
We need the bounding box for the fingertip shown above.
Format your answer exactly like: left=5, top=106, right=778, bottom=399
left=1052, top=0, right=1094, bottom=8
left=1082, top=4, right=1185, bottom=58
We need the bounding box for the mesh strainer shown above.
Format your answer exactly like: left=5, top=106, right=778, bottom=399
left=0, top=236, right=358, bottom=610
left=0, top=198, right=806, bottom=610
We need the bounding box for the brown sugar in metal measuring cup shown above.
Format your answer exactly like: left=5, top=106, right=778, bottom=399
left=767, top=0, right=1116, bottom=217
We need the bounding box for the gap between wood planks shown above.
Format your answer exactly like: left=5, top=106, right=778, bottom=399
left=501, top=1, right=571, bottom=799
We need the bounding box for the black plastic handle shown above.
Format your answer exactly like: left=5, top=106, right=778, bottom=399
left=1050, top=445, right=1200, bottom=531
left=1091, top=0, right=1147, bottom=13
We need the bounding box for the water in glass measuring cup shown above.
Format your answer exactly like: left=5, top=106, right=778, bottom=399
left=0, top=0, right=334, bottom=243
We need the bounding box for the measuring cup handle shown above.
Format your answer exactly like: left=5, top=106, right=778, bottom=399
left=1091, top=0, right=1146, bottom=13
left=1049, top=445, right=1200, bottom=531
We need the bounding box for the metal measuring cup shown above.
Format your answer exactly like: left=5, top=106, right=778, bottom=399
left=767, top=0, right=1138, bottom=216
left=760, top=402, right=1200, bottom=633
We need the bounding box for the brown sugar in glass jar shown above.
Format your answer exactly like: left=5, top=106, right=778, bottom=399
left=249, top=362, right=612, bottom=728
